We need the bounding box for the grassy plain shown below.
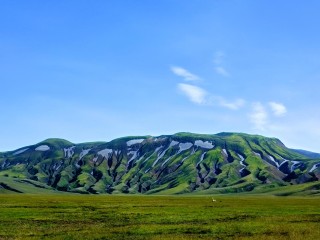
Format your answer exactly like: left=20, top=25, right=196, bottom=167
left=0, top=194, right=319, bottom=240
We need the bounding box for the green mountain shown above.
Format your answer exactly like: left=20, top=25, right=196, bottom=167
left=0, top=132, right=319, bottom=195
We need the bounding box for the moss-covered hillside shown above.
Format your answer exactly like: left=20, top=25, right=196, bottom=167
left=0, top=132, right=319, bottom=194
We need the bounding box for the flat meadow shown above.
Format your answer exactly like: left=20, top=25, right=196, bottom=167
left=0, top=194, right=319, bottom=240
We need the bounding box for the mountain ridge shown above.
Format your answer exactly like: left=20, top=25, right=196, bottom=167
left=0, top=132, right=319, bottom=195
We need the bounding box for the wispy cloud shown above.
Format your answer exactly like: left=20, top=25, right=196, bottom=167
left=172, top=65, right=244, bottom=110
left=249, top=102, right=268, bottom=130
left=214, top=66, right=230, bottom=77
left=178, top=83, right=207, bottom=104
left=213, top=51, right=230, bottom=77
left=171, top=66, right=200, bottom=81
left=269, top=102, right=287, bottom=117
left=219, top=98, right=245, bottom=110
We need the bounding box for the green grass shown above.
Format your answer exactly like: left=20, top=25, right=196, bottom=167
left=0, top=194, right=319, bottom=239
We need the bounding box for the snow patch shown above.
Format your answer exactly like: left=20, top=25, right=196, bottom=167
left=127, top=139, right=144, bottom=147
left=79, top=149, right=92, bottom=160
left=279, top=160, right=289, bottom=168
left=178, top=142, right=193, bottom=154
left=1, top=160, right=7, bottom=169
left=161, top=156, right=175, bottom=167
left=152, top=141, right=180, bottom=167
left=13, top=148, right=29, bottom=155
left=155, top=146, right=164, bottom=152
left=253, top=151, right=261, bottom=158
left=53, top=162, right=63, bottom=171
left=181, top=156, right=189, bottom=163
left=136, top=153, right=147, bottom=162
left=195, top=140, right=214, bottom=149
left=291, top=161, right=300, bottom=172
left=237, top=153, right=247, bottom=172
left=222, top=149, right=228, bottom=157
left=35, top=145, right=50, bottom=151
left=237, top=154, right=246, bottom=173
left=309, top=163, right=320, bottom=173
left=128, top=150, right=138, bottom=163
left=64, top=146, right=75, bottom=158
left=152, top=148, right=169, bottom=167
left=196, top=152, right=207, bottom=166
left=142, top=146, right=163, bottom=163
left=97, top=149, right=113, bottom=159
left=268, top=155, right=279, bottom=168
left=169, top=140, right=179, bottom=147
left=181, top=149, right=196, bottom=163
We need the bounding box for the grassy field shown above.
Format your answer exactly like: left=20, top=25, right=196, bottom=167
left=0, top=194, right=319, bottom=239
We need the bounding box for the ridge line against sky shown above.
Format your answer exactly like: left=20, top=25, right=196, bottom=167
left=0, top=0, right=320, bottom=152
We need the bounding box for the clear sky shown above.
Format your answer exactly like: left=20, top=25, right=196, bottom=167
left=1, top=0, right=320, bottom=152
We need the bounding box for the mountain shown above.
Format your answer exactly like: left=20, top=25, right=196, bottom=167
left=291, top=149, right=320, bottom=159
left=1, top=132, right=320, bottom=195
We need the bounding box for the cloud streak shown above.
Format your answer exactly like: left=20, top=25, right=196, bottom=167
left=178, top=83, right=207, bottom=104
left=214, top=51, right=230, bottom=77
left=218, top=98, right=245, bottom=110
left=249, top=102, right=268, bottom=130
left=171, top=66, right=200, bottom=81
left=269, top=102, right=287, bottom=117
left=214, top=66, right=230, bottom=77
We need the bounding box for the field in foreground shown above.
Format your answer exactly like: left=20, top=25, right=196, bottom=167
left=0, top=195, right=319, bottom=240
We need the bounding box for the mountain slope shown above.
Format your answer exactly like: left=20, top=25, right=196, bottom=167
left=0, top=133, right=319, bottom=194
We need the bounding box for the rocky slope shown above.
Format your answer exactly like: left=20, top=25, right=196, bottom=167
left=0, top=132, right=319, bottom=194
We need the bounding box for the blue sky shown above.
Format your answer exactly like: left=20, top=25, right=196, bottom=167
left=1, top=0, right=320, bottom=152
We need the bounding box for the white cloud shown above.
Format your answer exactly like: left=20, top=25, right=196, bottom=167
left=213, top=51, right=230, bottom=77
left=219, top=98, right=245, bottom=110
left=249, top=102, right=268, bottom=130
left=215, top=66, right=230, bottom=77
left=171, top=66, right=200, bottom=81
left=178, top=83, right=207, bottom=104
left=269, top=102, right=287, bottom=117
